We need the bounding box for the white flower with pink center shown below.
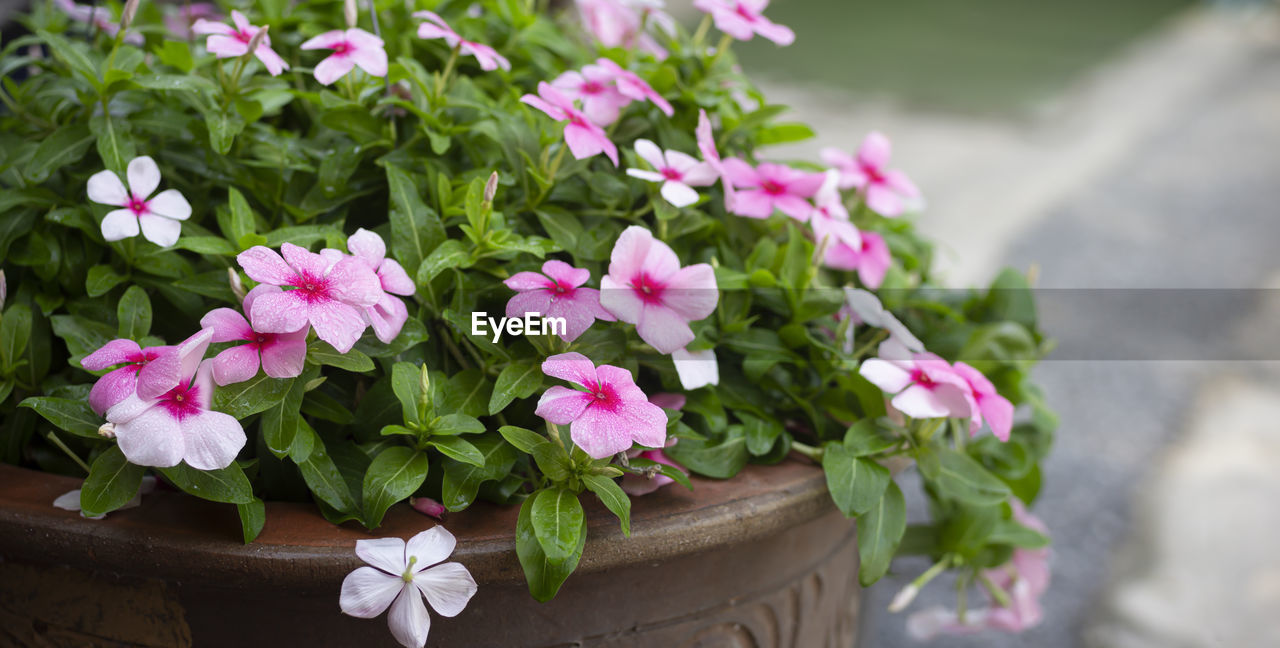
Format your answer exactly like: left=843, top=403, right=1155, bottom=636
left=192, top=10, right=289, bottom=76
left=104, top=329, right=247, bottom=470
left=87, top=156, right=192, bottom=247
left=626, top=139, right=716, bottom=208
left=301, top=28, right=388, bottom=86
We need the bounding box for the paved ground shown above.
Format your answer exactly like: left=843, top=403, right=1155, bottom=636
left=745, top=5, right=1280, bottom=648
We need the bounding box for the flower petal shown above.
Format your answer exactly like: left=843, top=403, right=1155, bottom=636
left=413, top=562, right=476, bottom=618
left=138, top=213, right=182, bottom=247
left=378, top=259, right=415, bottom=296
left=858, top=358, right=914, bottom=393
left=660, top=181, right=700, bottom=208
left=100, top=209, right=140, bottom=241
left=608, top=225, right=679, bottom=285
left=87, top=170, right=128, bottom=206
left=115, top=405, right=185, bottom=468
left=126, top=156, right=161, bottom=200
left=632, top=139, right=666, bottom=170
left=260, top=329, right=309, bottom=379
left=147, top=189, right=191, bottom=221
left=237, top=246, right=297, bottom=286
left=635, top=304, right=695, bottom=355
left=535, top=385, right=592, bottom=425
left=308, top=301, right=368, bottom=353
left=661, top=264, right=718, bottom=321
left=82, top=338, right=142, bottom=370
left=313, top=54, right=356, bottom=86
left=366, top=295, right=409, bottom=345
left=210, top=344, right=260, bottom=386
left=540, top=352, right=598, bottom=387
left=387, top=586, right=432, bottom=648
left=406, top=526, right=458, bottom=570
left=340, top=566, right=406, bottom=619
left=327, top=257, right=383, bottom=307
left=88, top=366, right=139, bottom=415
left=180, top=410, right=246, bottom=470
left=249, top=290, right=310, bottom=334
left=673, top=347, right=719, bottom=390
left=356, top=537, right=408, bottom=575
left=347, top=228, right=386, bottom=263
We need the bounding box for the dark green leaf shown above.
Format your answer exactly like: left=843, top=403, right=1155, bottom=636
left=583, top=474, right=630, bottom=536
left=158, top=462, right=254, bottom=504
left=428, top=435, right=484, bottom=467
left=361, top=446, right=429, bottom=528
left=516, top=493, right=585, bottom=602
left=212, top=373, right=294, bottom=418
left=530, top=487, right=584, bottom=562
left=19, top=396, right=101, bottom=438
left=116, top=285, right=151, bottom=339
left=823, top=444, right=891, bottom=517
left=237, top=498, right=266, bottom=543
left=307, top=339, right=375, bottom=372
left=80, top=445, right=146, bottom=518
left=488, top=361, right=543, bottom=414
left=857, top=480, right=906, bottom=586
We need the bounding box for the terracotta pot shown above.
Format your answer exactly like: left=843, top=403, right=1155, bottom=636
left=0, top=460, right=861, bottom=647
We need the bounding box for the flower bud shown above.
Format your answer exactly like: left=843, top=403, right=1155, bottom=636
left=483, top=171, right=499, bottom=205
left=888, top=584, right=919, bottom=612
left=0, top=270, right=7, bottom=311
left=410, top=497, right=447, bottom=520
left=228, top=268, right=247, bottom=303
left=344, top=0, right=358, bottom=28
left=98, top=423, right=117, bottom=439
left=419, top=365, right=431, bottom=402
left=121, top=0, right=141, bottom=33
left=245, top=24, right=269, bottom=54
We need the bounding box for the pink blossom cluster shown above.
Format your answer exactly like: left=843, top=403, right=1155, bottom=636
left=575, top=0, right=676, bottom=59
left=693, top=0, right=795, bottom=46
left=522, top=59, right=673, bottom=166
left=79, top=232, right=414, bottom=471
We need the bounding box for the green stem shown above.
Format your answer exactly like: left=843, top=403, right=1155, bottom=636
left=979, top=571, right=1014, bottom=609
left=707, top=33, right=734, bottom=70
left=46, top=432, right=91, bottom=474
left=434, top=43, right=461, bottom=105
left=532, top=144, right=569, bottom=207
left=690, top=14, right=712, bottom=50
left=850, top=330, right=888, bottom=359
left=791, top=440, right=823, bottom=461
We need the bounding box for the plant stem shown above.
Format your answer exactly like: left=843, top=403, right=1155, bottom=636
left=46, top=432, right=91, bottom=474
left=791, top=440, right=823, bottom=461
left=532, top=144, right=568, bottom=207
left=979, top=571, right=1014, bottom=608
left=690, top=14, right=712, bottom=50
left=707, top=33, right=733, bottom=70
left=434, top=43, right=461, bottom=105
left=850, top=329, right=887, bottom=359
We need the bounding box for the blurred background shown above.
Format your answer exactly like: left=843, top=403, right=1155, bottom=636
left=673, top=0, right=1280, bottom=646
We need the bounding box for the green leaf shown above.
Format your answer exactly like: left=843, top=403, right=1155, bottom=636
left=583, top=474, right=631, bottom=536
left=259, top=376, right=305, bottom=459
left=843, top=419, right=899, bottom=456
left=530, top=487, right=584, bottom=563
left=307, top=339, right=375, bottom=372
left=857, top=480, right=906, bottom=586
left=386, top=164, right=445, bottom=272
left=628, top=458, right=693, bottom=491
left=987, top=517, right=1051, bottom=549
left=516, top=493, right=586, bottom=602
left=297, top=433, right=360, bottom=514
left=499, top=425, right=570, bottom=481
left=757, top=122, right=816, bottom=146
left=0, top=304, right=33, bottom=370
left=391, top=362, right=425, bottom=426
left=172, top=236, right=237, bottom=256
left=428, top=435, right=484, bottom=467
left=19, top=397, right=102, bottom=439
left=116, top=285, right=151, bottom=339
left=132, top=73, right=217, bottom=94
left=665, top=431, right=748, bottom=479
left=36, top=30, right=100, bottom=89
left=822, top=445, right=891, bottom=517
left=85, top=265, right=128, bottom=297
left=985, top=268, right=1037, bottom=330
left=488, top=361, right=543, bottom=414
left=415, top=239, right=469, bottom=286
left=361, top=446, right=429, bottom=528
left=158, top=462, right=254, bottom=504
left=740, top=413, right=782, bottom=456
left=237, top=498, right=266, bottom=543
left=223, top=187, right=257, bottom=242
left=80, top=445, right=146, bottom=518
left=154, top=40, right=194, bottom=73
left=26, top=122, right=94, bottom=183
left=918, top=447, right=1012, bottom=506
left=90, top=114, right=134, bottom=174
left=430, top=413, right=485, bottom=436
left=440, top=434, right=517, bottom=511
left=441, top=369, right=491, bottom=419
left=212, top=373, right=294, bottom=418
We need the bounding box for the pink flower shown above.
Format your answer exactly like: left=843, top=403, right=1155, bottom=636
left=199, top=286, right=308, bottom=386
left=55, top=0, right=143, bottom=45
left=166, top=3, right=220, bottom=40
left=521, top=81, right=619, bottom=165
left=81, top=339, right=177, bottom=416
left=236, top=243, right=382, bottom=353
left=722, top=158, right=824, bottom=221
left=692, top=0, right=795, bottom=46
left=696, top=109, right=736, bottom=212
left=301, top=28, right=388, bottom=86
left=952, top=362, right=1015, bottom=442
left=592, top=58, right=674, bottom=117
left=810, top=169, right=864, bottom=261
left=551, top=65, right=631, bottom=126
left=87, top=156, right=192, bottom=247
left=622, top=392, right=686, bottom=495
left=858, top=340, right=973, bottom=420
left=503, top=260, right=615, bottom=343
left=322, top=229, right=417, bottom=344
left=575, top=0, right=673, bottom=59
left=413, top=11, right=510, bottom=72
left=535, top=352, right=667, bottom=459
left=842, top=287, right=923, bottom=353
left=599, top=226, right=718, bottom=354
left=907, top=502, right=1050, bottom=638
left=104, top=329, right=247, bottom=470
left=192, top=10, right=289, bottom=76
left=340, top=527, right=478, bottom=648
left=826, top=230, right=891, bottom=289
left=626, top=139, right=716, bottom=208
left=821, top=132, right=921, bottom=217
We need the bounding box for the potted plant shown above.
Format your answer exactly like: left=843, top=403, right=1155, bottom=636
left=0, top=0, right=1056, bottom=645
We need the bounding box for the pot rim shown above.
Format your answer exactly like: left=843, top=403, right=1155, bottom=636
left=0, top=459, right=836, bottom=588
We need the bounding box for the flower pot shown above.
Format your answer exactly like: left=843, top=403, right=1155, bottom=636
left=0, top=459, right=861, bottom=647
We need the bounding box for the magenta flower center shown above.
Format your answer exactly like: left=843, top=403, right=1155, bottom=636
left=293, top=272, right=333, bottom=302
left=735, top=3, right=758, bottom=21
left=549, top=280, right=574, bottom=297
left=630, top=273, right=665, bottom=304
left=331, top=41, right=352, bottom=56
left=127, top=196, right=149, bottom=216
left=234, top=29, right=252, bottom=44
left=859, top=161, right=885, bottom=185
left=581, top=81, right=605, bottom=95
left=588, top=381, right=620, bottom=411
left=909, top=368, right=936, bottom=389
left=760, top=179, right=786, bottom=196
left=661, top=167, right=683, bottom=181
left=158, top=381, right=203, bottom=421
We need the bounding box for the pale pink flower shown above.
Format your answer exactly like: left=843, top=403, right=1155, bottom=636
left=412, top=11, right=510, bottom=72
left=192, top=10, right=289, bottom=76
left=672, top=347, right=719, bottom=390
left=592, top=58, right=674, bottom=117
left=301, top=28, right=388, bottom=86
left=521, top=82, right=618, bottom=165
left=104, top=329, right=247, bottom=470
left=621, top=392, right=686, bottom=495
left=55, top=0, right=143, bottom=45
left=859, top=340, right=973, bottom=420
left=722, top=158, right=824, bottom=221
left=810, top=169, right=863, bottom=258
left=827, top=230, right=891, bottom=289
left=322, top=229, right=417, bottom=344
left=54, top=476, right=156, bottom=520
left=87, top=156, right=191, bottom=247
left=503, top=260, right=615, bottom=343
left=842, top=287, right=923, bottom=353
left=340, top=527, right=478, bottom=648
left=907, top=502, right=1050, bottom=638
left=626, top=139, right=716, bottom=208
left=575, top=0, right=673, bottom=59
left=952, top=362, right=1015, bottom=442
left=410, top=497, right=447, bottom=520
left=236, top=243, right=382, bottom=353
left=166, top=3, right=220, bottom=39
left=599, top=226, right=718, bottom=354
left=696, top=109, right=736, bottom=212
left=199, top=286, right=308, bottom=386
left=692, top=0, right=794, bottom=46
left=551, top=65, right=631, bottom=126
left=821, top=132, right=921, bottom=217
left=535, top=352, right=667, bottom=458
left=82, top=338, right=182, bottom=416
